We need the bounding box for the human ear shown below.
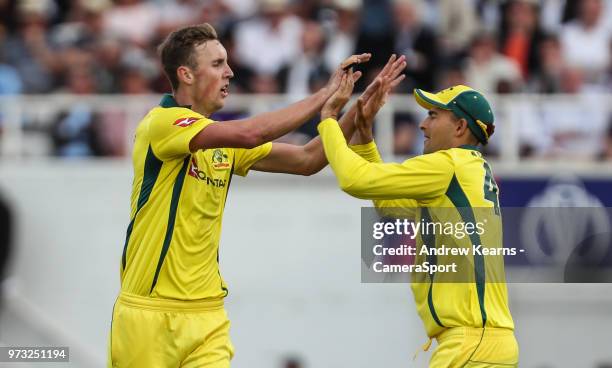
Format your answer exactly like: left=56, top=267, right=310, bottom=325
left=454, top=118, right=469, bottom=137
left=177, top=66, right=194, bottom=86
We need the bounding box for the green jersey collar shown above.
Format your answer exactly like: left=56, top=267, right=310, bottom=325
left=159, top=94, right=192, bottom=109
left=458, top=144, right=481, bottom=151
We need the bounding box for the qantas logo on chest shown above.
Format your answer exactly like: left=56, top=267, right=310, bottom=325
left=173, top=117, right=200, bottom=127
left=188, top=157, right=227, bottom=188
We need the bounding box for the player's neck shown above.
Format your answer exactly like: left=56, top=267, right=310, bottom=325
left=453, top=136, right=479, bottom=149
left=173, top=88, right=213, bottom=118
left=190, top=102, right=214, bottom=118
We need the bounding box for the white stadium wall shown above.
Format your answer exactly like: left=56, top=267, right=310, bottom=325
left=0, top=162, right=611, bottom=368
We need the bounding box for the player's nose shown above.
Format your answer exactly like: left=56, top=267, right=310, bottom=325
left=419, top=119, right=428, bottom=132
left=225, top=66, right=234, bottom=79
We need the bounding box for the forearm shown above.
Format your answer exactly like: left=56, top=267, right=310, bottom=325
left=352, top=126, right=374, bottom=145
left=300, top=104, right=358, bottom=175
left=349, top=116, right=374, bottom=145
left=318, top=118, right=376, bottom=195
left=244, top=88, right=330, bottom=144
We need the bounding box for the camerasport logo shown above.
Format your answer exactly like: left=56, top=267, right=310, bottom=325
left=173, top=117, right=200, bottom=127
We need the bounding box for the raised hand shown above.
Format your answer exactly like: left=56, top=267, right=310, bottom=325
left=350, top=55, right=406, bottom=144
left=325, top=53, right=371, bottom=96
left=355, top=54, right=407, bottom=133
left=322, top=69, right=361, bottom=120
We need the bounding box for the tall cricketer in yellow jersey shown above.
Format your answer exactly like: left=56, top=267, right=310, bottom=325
left=318, top=85, right=518, bottom=367
left=120, top=94, right=270, bottom=299
left=108, top=94, right=271, bottom=367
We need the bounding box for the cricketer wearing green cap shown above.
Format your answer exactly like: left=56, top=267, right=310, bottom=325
left=414, top=85, right=495, bottom=146
left=317, top=83, right=518, bottom=367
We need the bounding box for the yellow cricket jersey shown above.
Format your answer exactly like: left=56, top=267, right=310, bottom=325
left=120, top=94, right=272, bottom=300
left=318, top=118, right=514, bottom=338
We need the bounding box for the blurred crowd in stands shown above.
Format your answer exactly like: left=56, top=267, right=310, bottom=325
left=0, top=0, right=611, bottom=160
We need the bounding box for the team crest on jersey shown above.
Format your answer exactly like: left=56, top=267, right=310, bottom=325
left=173, top=117, right=199, bottom=127
left=212, top=149, right=230, bottom=170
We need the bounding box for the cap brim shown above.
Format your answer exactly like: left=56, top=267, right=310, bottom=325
left=414, top=89, right=451, bottom=111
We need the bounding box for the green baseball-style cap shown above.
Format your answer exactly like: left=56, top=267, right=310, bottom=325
left=414, top=85, right=495, bottom=144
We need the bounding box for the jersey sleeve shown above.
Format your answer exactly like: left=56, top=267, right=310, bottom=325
left=350, top=141, right=418, bottom=216
left=349, top=141, right=383, bottom=163
left=233, top=142, right=273, bottom=177
left=149, top=109, right=213, bottom=161
left=318, top=118, right=454, bottom=200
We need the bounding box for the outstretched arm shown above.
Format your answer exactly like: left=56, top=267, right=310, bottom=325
left=318, top=119, right=454, bottom=200
left=188, top=54, right=371, bottom=151
left=251, top=55, right=407, bottom=176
